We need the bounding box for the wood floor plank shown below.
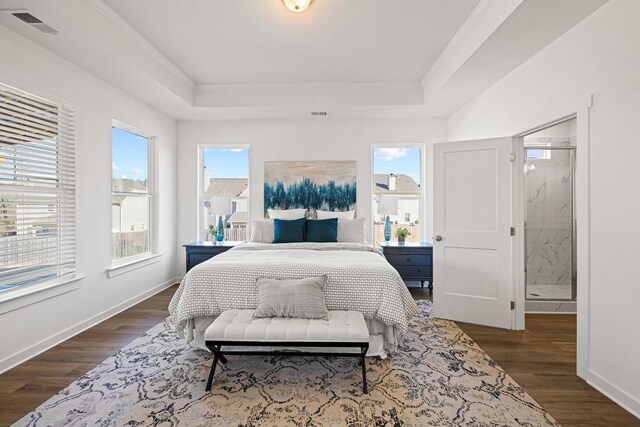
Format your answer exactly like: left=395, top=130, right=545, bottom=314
left=0, top=285, right=637, bottom=426
left=456, top=314, right=640, bottom=427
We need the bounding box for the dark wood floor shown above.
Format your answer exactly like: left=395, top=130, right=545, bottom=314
left=0, top=285, right=638, bottom=426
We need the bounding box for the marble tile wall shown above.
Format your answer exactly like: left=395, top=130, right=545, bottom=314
left=525, top=147, right=574, bottom=299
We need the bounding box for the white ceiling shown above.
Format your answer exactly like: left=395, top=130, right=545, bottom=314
left=105, top=0, right=479, bottom=84
left=103, top=0, right=480, bottom=85
left=0, top=0, right=609, bottom=119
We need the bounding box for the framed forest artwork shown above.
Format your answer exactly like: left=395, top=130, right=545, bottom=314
left=263, top=161, right=356, bottom=216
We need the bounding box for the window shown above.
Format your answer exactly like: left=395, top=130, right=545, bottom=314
left=111, top=125, right=152, bottom=261
left=372, top=146, right=423, bottom=244
left=0, top=82, right=75, bottom=291
left=199, top=147, right=249, bottom=241
left=526, top=148, right=551, bottom=160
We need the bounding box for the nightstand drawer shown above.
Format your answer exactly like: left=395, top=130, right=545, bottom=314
left=395, top=265, right=432, bottom=278
left=187, top=253, right=218, bottom=268
left=384, top=254, right=432, bottom=267
left=184, top=241, right=242, bottom=272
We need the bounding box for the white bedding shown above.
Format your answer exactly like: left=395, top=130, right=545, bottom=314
left=169, top=242, right=417, bottom=354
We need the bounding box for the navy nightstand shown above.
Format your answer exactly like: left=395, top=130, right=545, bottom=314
left=379, top=241, right=434, bottom=295
left=183, top=241, right=242, bottom=272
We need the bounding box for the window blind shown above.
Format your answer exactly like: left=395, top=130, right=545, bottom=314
left=0, top=82, right=76, bottom=289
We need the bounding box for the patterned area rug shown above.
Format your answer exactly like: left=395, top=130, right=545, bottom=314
left=15, top=301, right=558, bottom=426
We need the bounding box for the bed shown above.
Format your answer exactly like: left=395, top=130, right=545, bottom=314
left=168, top=242, right=418, bottom=357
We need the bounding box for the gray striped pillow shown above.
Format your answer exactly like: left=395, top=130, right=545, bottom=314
left=253, top=275, right=329, bottom=320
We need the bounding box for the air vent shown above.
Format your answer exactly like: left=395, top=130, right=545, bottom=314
left=12, top=12, right=42, bottom=24
left=3, top=9, right=59, bottom=35
left=311, top=111, right=328, bottom=116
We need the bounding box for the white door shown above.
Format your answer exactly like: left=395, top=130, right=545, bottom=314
left=433, top=137, right=514, bottom=329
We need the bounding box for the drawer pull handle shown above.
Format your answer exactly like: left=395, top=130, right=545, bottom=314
left=406, top=258, right=411, bottom=263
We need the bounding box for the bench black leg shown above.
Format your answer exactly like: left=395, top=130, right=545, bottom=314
left=205, top=351, right=220, bottom=391
left=361, top=345, right=368, bottom=394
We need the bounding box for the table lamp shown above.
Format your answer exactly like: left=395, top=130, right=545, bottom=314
left=377, top=195, right=398, bottom=242
left=209, top=196, right=231, bottom=242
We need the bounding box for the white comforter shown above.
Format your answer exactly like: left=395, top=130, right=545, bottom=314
left=169, top=242, right=417, bottom=353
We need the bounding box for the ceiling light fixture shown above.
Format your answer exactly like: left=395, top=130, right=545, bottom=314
left=282, top=0, right=313, bottom=13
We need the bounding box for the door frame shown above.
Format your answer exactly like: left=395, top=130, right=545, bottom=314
left=512, top=136, right=525, bottom=330
left=512, top=104, right=592, bottom=379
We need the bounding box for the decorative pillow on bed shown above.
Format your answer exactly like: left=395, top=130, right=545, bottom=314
left=249, top=219, right=274, bottom=243
left=337, top=218, right=366, bottom=243
left=253, top=275, right=329, bottom=320
left=267, top=208, right=307, bottom=219
left=316, top=209, right=355, bottom=220
left=305, top=218, right=338, bottom=242
left=273, top=218, right=306, bottom=243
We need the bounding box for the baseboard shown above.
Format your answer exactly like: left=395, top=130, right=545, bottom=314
left=0, top=277, right=180, bottom=374
left=586, top=369, right=640, bottom=420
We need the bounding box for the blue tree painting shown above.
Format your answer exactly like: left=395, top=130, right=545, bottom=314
left=264, top=161, right=357, bottom=215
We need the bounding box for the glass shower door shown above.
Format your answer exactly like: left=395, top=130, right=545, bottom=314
left=525, top=146, right=576, bottom=301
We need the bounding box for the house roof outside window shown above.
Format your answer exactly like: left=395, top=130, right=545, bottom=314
left=373, top=174, right=420, bottom=196
left=204, top=178, right=248, bottom=200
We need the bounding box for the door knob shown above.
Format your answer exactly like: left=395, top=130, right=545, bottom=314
left=434, top=235, right=443, bottom=242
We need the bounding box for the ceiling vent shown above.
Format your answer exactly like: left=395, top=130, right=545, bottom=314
left=4, top=10, right=59, bottom=35
left=311, top=111, right=328, bottom=116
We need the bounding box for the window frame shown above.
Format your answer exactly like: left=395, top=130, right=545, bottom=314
left=370, top=143, right=426, bottom=243
left=0, top=80, right=80, bottom=298
left=110, top=120, right=158, bottom=268
left=197, top=144, right=250, bottom=241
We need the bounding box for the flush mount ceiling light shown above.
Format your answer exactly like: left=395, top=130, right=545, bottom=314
left=282, top=0, right=313, bottom=13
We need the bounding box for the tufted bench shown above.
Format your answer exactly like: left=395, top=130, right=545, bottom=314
left=204, top=309, right=370, bottom=393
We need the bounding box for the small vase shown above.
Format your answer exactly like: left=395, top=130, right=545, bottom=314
left=398, top=236, right=405, bottom=243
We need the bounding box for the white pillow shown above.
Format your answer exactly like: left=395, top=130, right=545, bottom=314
left=316, top=210, right=355, bottom=220
left=250, top=219, right=274, bottom=243
left=337, top=218, right=366, bottom=243
left=267, top=208, right=307, bottom=219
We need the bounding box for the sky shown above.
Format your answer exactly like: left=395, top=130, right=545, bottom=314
left=204, top=148, right=249, bottom=178
left=112, top=141, right=417, bottom=183
left=373, top=147, right=422, bottom=185
left=112, top=127, right=148, bottom=181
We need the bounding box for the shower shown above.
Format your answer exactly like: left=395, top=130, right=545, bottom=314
left=524, top=121, right=577, bottom=309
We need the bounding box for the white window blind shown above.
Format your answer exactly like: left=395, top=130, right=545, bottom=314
left=0, top=82, right=76, bottom=290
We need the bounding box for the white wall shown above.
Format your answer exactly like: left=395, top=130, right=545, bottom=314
left=177, top=119, right=447, bottom=271
left=0, top=26, right=178, bottom=371
left=448, top=0, right=640, bottom=418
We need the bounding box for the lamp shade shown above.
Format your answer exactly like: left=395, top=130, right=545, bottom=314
left=377, top=195, right=398, bottom=215
left=282, top=0, right=313, bottom=13
left=210, top=196, right=231, bottom=215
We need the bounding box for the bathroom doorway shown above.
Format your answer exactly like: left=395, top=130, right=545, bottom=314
left=522, top=117, right=577, bottom=312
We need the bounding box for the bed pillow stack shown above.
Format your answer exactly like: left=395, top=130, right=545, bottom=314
left=249, top=215, right=366, bottom=243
